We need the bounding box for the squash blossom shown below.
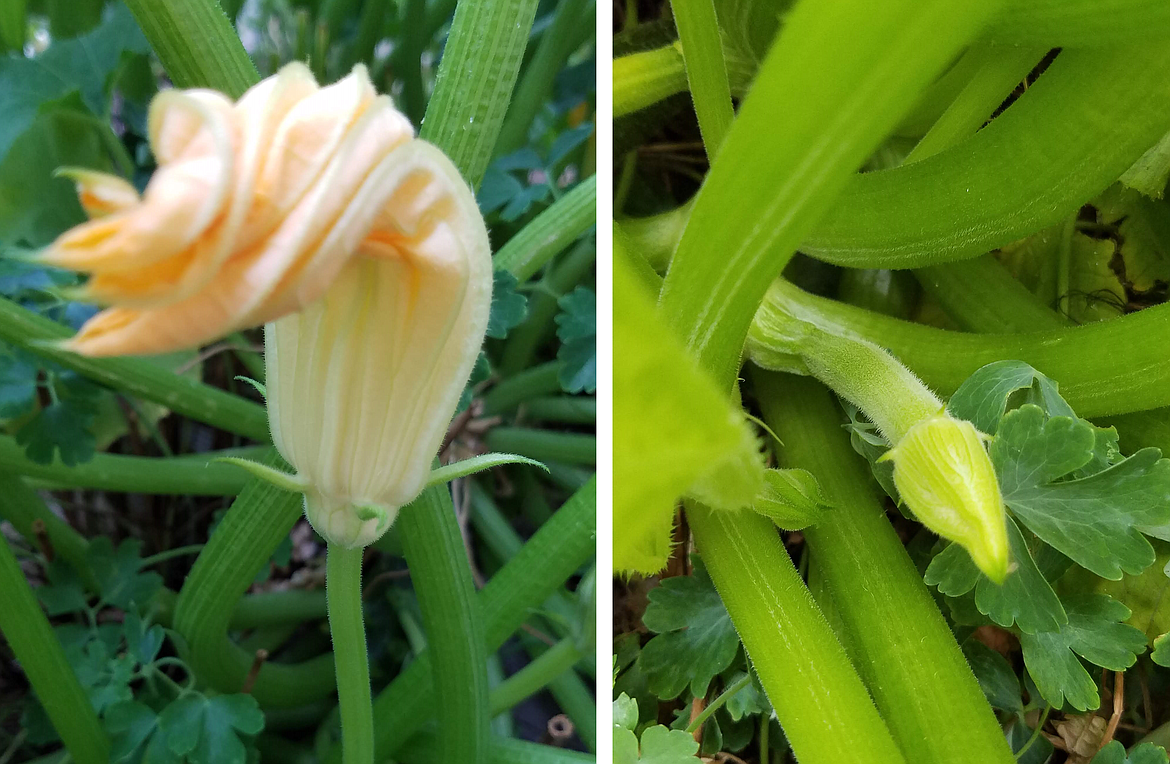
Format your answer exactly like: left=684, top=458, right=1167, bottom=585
left=881, top=412, right=1010, bottom=583
left=44, top=63, right=493, bottom=548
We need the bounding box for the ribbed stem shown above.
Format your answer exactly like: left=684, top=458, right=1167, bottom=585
left=671, top=0, right=733, bottom=156
left=400, top=484, right=490, bottom=764
left=0, top=535, right=108, bottom=764
left=493, top=176, right=597, bottom=283
left=326, top=545, right=374, bottom=764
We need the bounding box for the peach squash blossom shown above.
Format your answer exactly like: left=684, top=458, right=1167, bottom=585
left=47, top=63, right=493, bottom=547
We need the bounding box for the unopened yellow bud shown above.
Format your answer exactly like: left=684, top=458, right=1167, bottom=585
left=882, top=413, right=1009, bottom=583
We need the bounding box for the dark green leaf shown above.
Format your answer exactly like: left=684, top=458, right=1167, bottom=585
left=947, top=360, right=1075, bottom=436
left=487, top=269, right=528, bottom=339
left=639, top=556, right=740, bottom=699
left=993, top=405, right=1170, bottom=579
left=961, top=639, right=1022, bottom=714
left=1092, top=741, right=1170, bottom=764
left=16, top=396, right=97, bottom=466
left=555, top=286, right=595, bottom=393
left=1020, top=594, right=1147, bottom=711
left=88, top=537, right=162, bottom=612
left=106, top=700, right=160, bottom=762
left=0, top=352, right=38, bottom=416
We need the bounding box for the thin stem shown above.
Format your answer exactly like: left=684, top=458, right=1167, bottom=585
left=400, top=483, right=490, bottom=764
left=326, top=545, right=374, bottom=764
left=488, top=638, right=581, bottom=715
left=0, top=536, right=108, bottom=764
left=685, top=673, right=752, bottom=734
left=1015, top=705, right=1051, bottom=759
left=140, top=544, right=205, bottom=567
left=670, top=0, right=734, bottom=157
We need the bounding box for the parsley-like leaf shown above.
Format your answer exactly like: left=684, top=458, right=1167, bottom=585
left=639, top=556, right=740, bottom=699
left=88, top=537, right=162, bottom=612
left=993, top=405, right=1170, bottom=580
left=159, top=693, right=265, bottom=764
left=15, top=397, right=97, bottom=466
left=555, top=286, right=596, bottom=393
left=486, top=269, right=528, bottom=339
left=1020, top=594, right=1147, bottom=711
left=1092, top=741, right=1170, bottom=764
left=962, top=640, right=1023, bottom=715
left=615, top=724, right=699, bottom=764
left=0, top=352, right=38, bottom=416
left=925, top=517, right=1066, bottom=634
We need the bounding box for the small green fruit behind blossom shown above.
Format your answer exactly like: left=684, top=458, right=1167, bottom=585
left=45, top=63, right=493, bottom=548
left=880, top=412, right=1010, bottom=583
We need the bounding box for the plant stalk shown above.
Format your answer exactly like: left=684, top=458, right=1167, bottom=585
left=326, top=544, right=374, bottom=764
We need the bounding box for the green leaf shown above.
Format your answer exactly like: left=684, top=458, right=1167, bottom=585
left=123, top=611, right=165, bottom=665
left=926, top=516, right=1066, bottom=634
left=37, top=558, right=90, bottom=615
left=87, top=537, right=162, bottom=612
left=1095, top=185, right=1170, bottom=292
left=639, top=556, right=741, bottom=699
left=158, top=693, right=264, bottom=764
left=613, top=692, right=639, bottom=731
left=0, top=352, right=38, bottom=416
left=0, top=3, right=148, bottom=162
left=1120, top=129, right=1170, bottom=199
left=993, top=405, right=1170, bottom=580
left=630, top=724, right=700, bottom=764
left=486, top=269, right=528, bottom=339
left=456, top=352, right=491, bottom=414
left=0, top=94, right=118, bottom=246
left=946, top=360, right=1074, bottom=436
left=1092, top=741, right=1170, bottom=764
left=722, top=669, right=768, bottom=721
left=1020, top=594, right=1147, bottom=711
left=106, top=700, right=161, bottom=762
left=961, top=639, right=1022, bottom=715
left=1152, top=632, right=1170, bottom=667
left=752, top=468, right=827, bottom=529
left=555, top=285, right=596, bottom=394
left=16, top=396, right=97, bottom=466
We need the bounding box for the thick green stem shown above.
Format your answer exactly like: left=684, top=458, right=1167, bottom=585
left=749, top=278, right=1170, bottom=418
left=521, top=396, right=596, bottom=424
left=484, top=428, right=595, bottom=465
left=418, top=0, right=540, bottom=189
left=482, top=362, right=563, bottom=414
left=0, top=473, right=96, bottom=590
left=903, top=45, right=1044, bottom=164
left=0, top=436, right=248, bottom=495
left=0, top=297, right=268, bottom=441
left=686, top=502, right=907, bottom=764
left=493, top=175, right=597, bottom=283
left=915, top=254, right=1170, bottom=454
left=172, top=452, right=336, bottom=707
left=0, top=536, right=108, bottom=764
left=802, top=45, right=1170, bottom=268
left=983, top=0, right=1170, bottom=46
left=613, top=43, right=755, bottom=119
left=400, top=484, right=490, bottom=764
left=337, top=478, right=594, bottom=763
left=122, top=0, right=259, bottom=97
left=326, top=545, right=374, bottom=764
left=495, top=0, right=594, bottom=155
left=756, top=372, right=1015, bottom=764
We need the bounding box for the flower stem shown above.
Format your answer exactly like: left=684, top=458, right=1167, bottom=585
left=670, top=0, right=733, bottom=157
left=326, top=544, right=374, bottom=764
left=0, top=535, right=108, bottom=764
left=400, top=483, right=490, bottom=764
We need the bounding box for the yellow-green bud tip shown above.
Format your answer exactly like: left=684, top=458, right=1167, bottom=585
left=884, top=413, right=1010, bottom=583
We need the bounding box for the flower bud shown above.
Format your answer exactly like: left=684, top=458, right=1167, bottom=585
left=881, top=412, right=1009, bottom=583
left=265, top=144, right=492, bottom=548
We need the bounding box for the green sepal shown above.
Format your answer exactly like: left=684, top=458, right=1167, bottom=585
left=233, top=375, right=266, bottom=399
left=214, top=457, right=307, bottom=493
left=426, top=452, right=547, bottom=487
